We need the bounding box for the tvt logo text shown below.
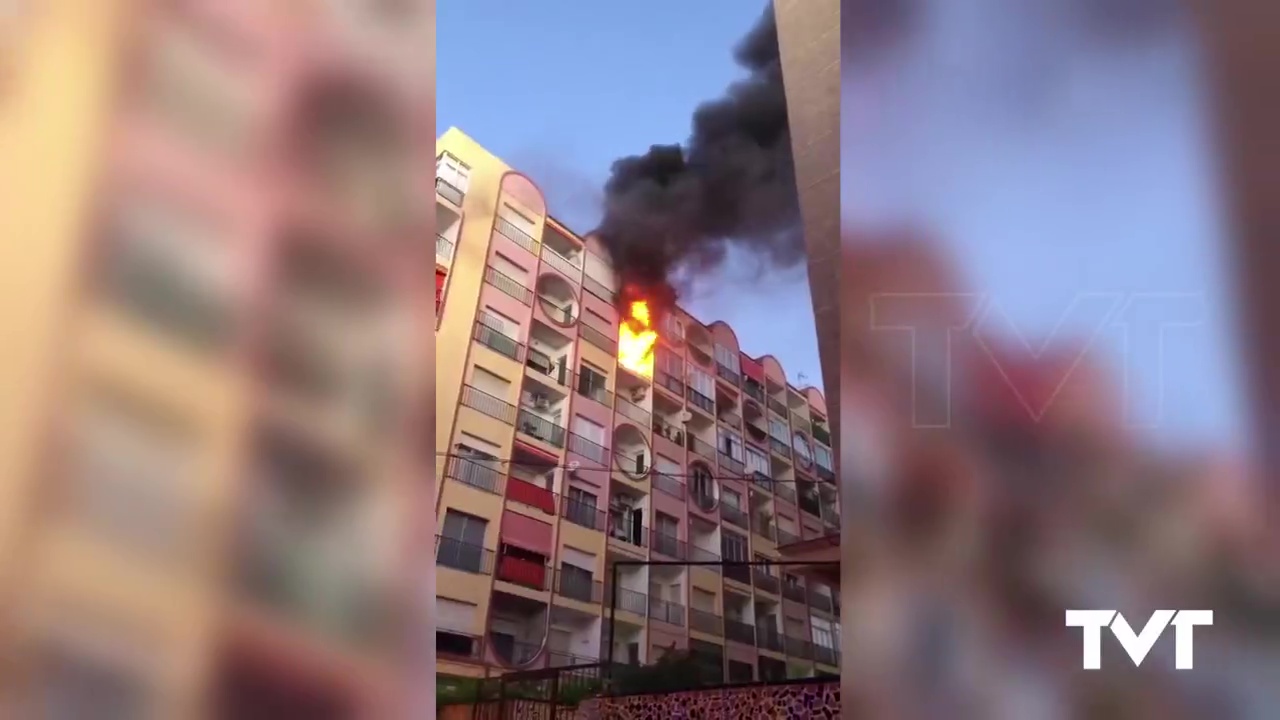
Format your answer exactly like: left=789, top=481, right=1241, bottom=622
left=1066, top=610, right=1213, bottom=670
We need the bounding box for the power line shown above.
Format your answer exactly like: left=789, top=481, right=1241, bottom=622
left=432, top=450, right=838, bottom=488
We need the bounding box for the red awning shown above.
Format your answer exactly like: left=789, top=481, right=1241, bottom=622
left=500, top=510, right=553, bottom=554
left=740, top=355, right=764, bottom=382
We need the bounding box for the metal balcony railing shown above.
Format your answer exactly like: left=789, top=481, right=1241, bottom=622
left=725, top=619, right=756, bottom=645
left=615, top=450, right=649, bottom=478
left=821, top=505, right=839, bottom=527
left=490, top=635, right=541, bottom=667
left=607, top=515, right=648, bottom=549
left=751, top=471, right=772, bottom=492
left=752, top=568, right=780, bottom=596
left=505, top=477, right=556, bottom=514
left=688, top=546, right=721, bottom=570
left=656, top=370, right=685, bottom=397
left=445, top=454, right=501, bottom=494
left=800, top=492, right=822, bottom=518
left=651, top=532, right=686, bottom=559
left=483, top=266, right=534, bottom=306
left=719, top=452, right=744, bottom=477
left=648, top=596, right=686, bottom=626
left=495, top=217, right=536, bottom=253
left=436, top=234, right=454, bottom=262
left=547, top=650, right=599, bottom=668
left=768, top=397, right=788, bottom=417
left=686, top=434, right=716, bottom=461
left=540, top=246, right=580, bottom=278
left=783, top=582, right=807, bottom=604
left=574, top=373, right=613, bottom=408
left=579, top=323, right=616, bottom=354
left=810, top=592, right=835, bottom=614
left=525, top=349, right=569, bottom=386
left=817, top=465, right=836, bottom=482
left=791, top=413, right=811, bottom=435
left=538, top=295, right=575, bottom=325
left=716, top=363, right=742, bottom=387
left=436, top=176, right=464, bottom=205
left=436, top=535, right=494, bottom=575
left=769, top=437, right=791, bottom=459
left=776, top=528, right=800, bottom=547
left=689, top=609, right=724, bottom=636
left=652, top=471, right=685, bottom=499
left=784, top=636, right=814, bottom=660
left=474, top=318, right=525, bottom=361
left=814, top=645, right=839, bottom=667
left=605, top=586, right=648, bottom=615
left=495, top=554, right=550, bottom=590
left=615, top=396, right=651, bottom=427
left=724, top=562, right=751, bottom=586
left=756, top=626, right=784, bottom=653
left=721, top=505, right=748, bottom=530
left=560, top=496, right=606, bottom=531
left=686, top=387, right=715, bottom=414
left=460, top=385, right=518, bottom=425
left=812, top=424, right=832, bottom=446
left=567, top=431, right=608, bottom=465
left=517, top=409, right=566, bottom=448
left=752, top=514, right=776, bottom=541
left=583, top=275, right=613, bottom=302
left=776, top=483, right=797, bottom=504
left=744, top=380, right=765, bottom=403
left=555, top=570, right=602, bottom=604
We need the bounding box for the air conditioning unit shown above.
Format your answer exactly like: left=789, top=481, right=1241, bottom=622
left=532, top=393, right=550, bottom=409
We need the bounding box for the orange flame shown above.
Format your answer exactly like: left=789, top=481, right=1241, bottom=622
left=618, top=300, right=659, bottom=378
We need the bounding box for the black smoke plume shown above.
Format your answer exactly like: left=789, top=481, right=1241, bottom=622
left=594, top=6, right=803, bottom=314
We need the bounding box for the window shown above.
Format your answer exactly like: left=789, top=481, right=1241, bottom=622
left=654, top=512, right=678, bottom=538
left=568, top=488, right=597, bottom=510
left=793, top=432, right=813, bottom=464
left=722, top=489, right=741, bottom=510
left=768, top=417, right=789, bottom=442
left=104, top=196, right=232, bottom=349
left=442, top=510, right=487, bottom=545
left=68, top=390, right=195, bottom=558
left=718, top=428, right=743, bottom=460
left=688, top=367, right=714, bottom=397
left=577, top=364, right=608, bottom=401
left=722, top=532, right=748, bottom=562
left=655, top=349, right=683, bottom=377
left=437, top=152, right=470, bottom=192
left=470, top=367, right=510, bottom=398
left=714, top=344, right=739, bottom=371
left=584, top=253, right=616, bottom=290
left=690, top=465, right=714, bottom=501
left=814, top=444, right=833, bottom=471
left=746, top=447, right=769, bottom=476
left=662, top=313, right=685, bottom=340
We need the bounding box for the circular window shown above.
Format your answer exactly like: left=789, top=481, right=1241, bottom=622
left=613, top=424, right=650, bottom=479
left=535, top=273, right=578, bottom=327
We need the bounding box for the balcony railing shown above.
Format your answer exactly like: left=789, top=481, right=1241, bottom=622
left=756, top=626, right=784, bottom=653
left=436, top=536, right=493, bottom=574
left=517, top=409, right=566, bottom=448
left=812, top=424, right=832, bottom=446
left=540, top=246, right=580, bottom=278
left=721, top=505, right=748, bottom=530
left=800, top=493, right=822, bottom=518
left=656, top=370, right=685, bottom=397
left=560, top=496, right=605, bottom=531
left=616, top=450, right=649, bottom=478
left=791, top=413, right=811, bottom=435
left=769, top=437, right=791, bottom=459
left=567, top=431, right=608, bottom=465
left=744, top=380, right=765, bottom=403
left=495, top=217, right=536, bottom=253
left=719, top=453, right=744, bottom=477
left=484, top=266, right=534, bottom=306
left=555, top=570, right=602, bottom=604
left=768, top=397, right=787, bottom=417
left=505, top=476, right=556, bottom=514
left=783, top=582, right=807, bottom=604
left=752, top=568, right=780, bottom=595
left=776, top=528, right=800, bottom=546
left=547, top=650, right=599, bottom=668
left=785, top=636, right=814, bottom=660
left=583, top=275, right=613, bottom=302
left=538, top=296, right=575, bottom=325
left=525, top=349, right=569, bottom=385
left=817, top=465, right=835, bottom=483
left=574, top=373, right=614, bottom=408
left=579, top=323, right=616, bottom=354
left=686, top=387, right=714, bottom=414
left=686, top=434, right=716, bottom=461
left=821, top=505, right=839, bottom=527
left=689, top=609, right=724, bottom=636
left=752, top=514, right=776, bottom=541
left=651, top=532, right=686, bottom=559
left=652, top=471, right=685, bottom=499
left=496, top=554, right=550, bottom=590
left=474, top=318, right=525, bottom=361
left=445, top=454, right=501, bottom=494
left=460, top=385, right=517, bottom=425
left=725, top=619, right=756, bottom=645
left=814, top=645, right=839, bottom=667
left=605, top=586, right=648, bottom=615
left=718, top=410, right=743, bottom=428
left=716, top=363, right=742, bottom=387
left=688, top=545, right=721, bottom=570
left=810, top=593, right=835, bottom=615
left=777, top=483, right=797, bottom=504
left=607, top=515, right=648, bottom=549
left=490, top=635, right=541, bottom=667
left=615, top=397, right=651, bottom=427
left=751, top=471, right=772, bottom=492
left=436, top=234, right=454, bottom=262
left=436, top=176, right=464, bottom=205
left=724, top=563, right=751, bottom=586
left=648, top=596, right=686, bottom=626
left=691, top=487, right=716, bottom=513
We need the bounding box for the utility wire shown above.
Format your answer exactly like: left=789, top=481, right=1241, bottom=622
left=432, top=450, right=838, bottom=488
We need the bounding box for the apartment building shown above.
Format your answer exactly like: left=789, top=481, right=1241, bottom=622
left=434, top=128, right=842, bottom=684
left=1, top=1, right=431, bottom=717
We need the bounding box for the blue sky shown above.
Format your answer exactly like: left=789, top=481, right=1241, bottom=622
left=841, top=0, right=1245, bottom=451
left=436, top=0, right=825, bottom=392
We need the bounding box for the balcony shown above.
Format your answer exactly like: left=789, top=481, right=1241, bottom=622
left=776, top=528, right=800, bottom=547
left=652, top=471, right=684, bottom=499
left=474, top=318, right=525, bottom=361
left=817, top=465, right=835, bottom=483
left=495, top=216, right=536, bottom=254
left=776, top=483, right=797, bottom=504
left=607, top=513, right=648, bottom=550
left=548, top=650, right=599, bottom=668
left=716, top=362, right=742, bottom=387
left=769, top=437, right=791, bottom=459
left=656, top=370, right=685, bottom=397
left=567, top=432, right=608, bottom=465
left=496, top=554, right=550, bottom=591
left=555, top=570, right=602, bottom=604
left=525, top=349, right=569, bottom=386
left=460, top=385, right=517, bottom=425
left=560, top=496, right=606, bottom=531
left=574, top=373, right=614, bottom=408
left=505, top=476, right=556, bottom=514
left=784, top=636, right=814, bottom=661
left=583, top=274, right=612, bottom=302
left=752, top=569, right=780, bottom=596
left=540, top=245, right=580, bottom=279
left=756, top=626, right=784, bottom=653
left=724, top=619, right=756, bottom=645
left=724, top=563, right=751, bottom=586
left=752, top=514, right=776, bottom=542
left=686, top=434, right=716, bottom=462
left=687, top=387, right=714, bottom=414
left=436, top=234, right=454, bottom=263
left=615, top=396, right=651, bottom=427
left=810, top=592, right=834, bottom=614
left=768, top=397, right=787, bottom=417
left=799, top=491, right=822, bottom=519
left=484, top=266, right=534, bottom=306
left=814, top=645, right=839, bottom=667
left=445, top=453, right=502, bottom=494
left=436, top=536, right=494, bottom=575
left=436, top=176, right=464, bottom=205
left=721, top=505, right=748, bottom=530
left=490, top=635, right=542, bottom=668
left=652, top=532, right=686, bottom=560
left=718, top=452, right=744, bottom=477
left=689, top=609, right=724, bottom=636
left=688, top=546, right=721, bottom=569
left=579, top=323, right=617, bottom=354
left=782, top=582, right=807, bottom=604
left=605, top=586, right=648, bottom=615
left=812, top=424, right=832, bottom=446
left=744, top=379, right=765, bottom=403
left=821, top=505, right=839, bottom=528
left=648, top=596, right=686, bottom=626
left=517, top=409, right=566, bottom=448
left=751, top=471, right=772, bottom=493
left=691, top=485, right=716, bottom=513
